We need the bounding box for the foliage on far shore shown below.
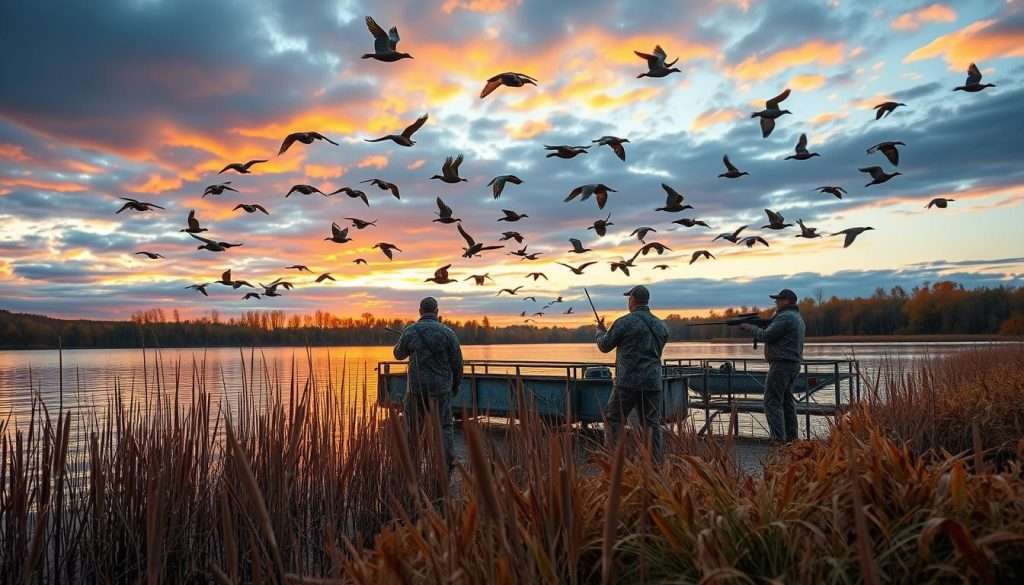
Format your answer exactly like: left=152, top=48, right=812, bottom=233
left=2, top=279, right=1023, bottom=349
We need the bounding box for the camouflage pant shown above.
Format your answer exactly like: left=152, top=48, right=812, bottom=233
left=764, top=361, right=800, bottom=442
left=403, top=391, right=455, bottom=472
left=605, top=386, right=663, bottom=462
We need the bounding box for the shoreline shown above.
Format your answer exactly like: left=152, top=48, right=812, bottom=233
left=0, top=334, right=1019, bottom=351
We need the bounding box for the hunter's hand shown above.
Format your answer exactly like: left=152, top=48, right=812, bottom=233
left=596, top=317, right=607, bottom=332
left=739, top=323, right=755, bottom=332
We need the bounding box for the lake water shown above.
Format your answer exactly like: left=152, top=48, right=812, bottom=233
left=0, top=341, right=1005, bottom=438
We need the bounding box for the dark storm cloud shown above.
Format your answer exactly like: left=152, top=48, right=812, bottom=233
left=891, top=82, right=944, bottom=101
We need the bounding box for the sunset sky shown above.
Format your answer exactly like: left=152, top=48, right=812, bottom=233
left=1, top=0, right=1022, bottom=324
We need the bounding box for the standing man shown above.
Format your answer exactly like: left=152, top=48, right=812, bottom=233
left=595, top=285, right=670, bottom=461
left=393, top=297, right=464, bottom=473
left=740, top=288, right=806, bottom=443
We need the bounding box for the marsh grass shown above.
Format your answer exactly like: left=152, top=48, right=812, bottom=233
left=2, top=345, right=1024, bottom=583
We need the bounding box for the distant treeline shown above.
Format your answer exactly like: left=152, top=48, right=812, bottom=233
left=1, top=281, right=1022, bottom=349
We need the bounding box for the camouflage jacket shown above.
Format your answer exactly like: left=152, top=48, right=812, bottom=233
left=393, top=315, right=464, bottom=395
left=752, top=305, right=805, bottom=363
left=596, top=306, right=669, bottom=391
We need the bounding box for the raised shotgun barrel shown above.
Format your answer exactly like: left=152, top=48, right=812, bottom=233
left=684, top=312, right=771, bottom=348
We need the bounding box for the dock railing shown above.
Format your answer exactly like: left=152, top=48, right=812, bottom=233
left=378, top=357, right=861, bottom=439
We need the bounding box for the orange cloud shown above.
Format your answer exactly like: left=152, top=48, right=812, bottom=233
left=0, top=143, right=30, bottom=163
left=810, top=110, right=848, bottom=126
left=441, top=0, right=520, bottom=13
left=728, top=40, right=844, bottom=81
left=587, top=87, right=660, bottom=110
left=506, top=119, right=552, bottom=140
left=891, top=3, right=957, bottom=31
left=0, top=177, right=88, bottom=193
left=407, top=159, right=426, bottom=171
left=690, top=108, right=743, bottom=132
left=137, top=173, right=184, bottom=194
left=789, top=73, right=826, bottom=91
left=357, top=155, right=389, bottom=170
left=304, top=163, right=346, bottom=180
left=905, top=18, right=1024, bottom=69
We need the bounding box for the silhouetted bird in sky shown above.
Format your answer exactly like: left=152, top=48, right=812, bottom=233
left=592, top=136, right=629, bottom=161
left=655, top=183, right=692, bottom=213
left=568, top=238, right=591, bottom=253
left=500, top=231, right=525, bottom=244
left=362, top=16, right=413, bottom=62
left=203, top=181, right=237, bottom=197
left=631, top=227, right=656, bottom=243
left=286, top=184, right=326, bottom=198
left=434, top=197, right=461, bottom=224
left=365, top=114, right=428, bottom=146
left=719, top=155, right=749, bottom=178
left=361, top=178, right=401, bottom=199
left=762, top=209, right=792, bottom=230
left=497, top=286, right=524, bottom=296
left=867, top=141, right=904, bottom=166
left=278, top=131, right=338, bottom=155
left=544, top=145, right=589, bottom=159
left=218, top=159, right=267, bottom=174
left=926, top=198, right=955, bottom=209
left=635, top=45, right=680, bottom=78
left=673, top=218, right=711, bottom=229
left=873, top=101, right=906, bottom=119
left=286, top=265, right=312, bottom=272
left=487, top=174, right=523, bottom=199
left=565, top=184, right=616, bottom=209
left=588, top=214, right=614, bottom=237
left=785, top=133, right=820, bottom=160
left=713, top=225, right=747, bottom=243
left=464, top=273, right=493, bottom=286
left=796, top=219, right=822, bottom=238
left=817, top=186, right=846, bottom=199
left=345, top=217, right=377, bottom=229
left=498, top=209, right=528, bottom=222
left=751, top=88, right=791, bottom=138
left=557, top=261, right=597, bottom=275
left=179, top=209, right=207, bottom=233
left=324, top=223, right=352, bottom=244
left=457, top=224, right=503, bottom=258
left=425, top=265, right=456, bottom=284
left=953, top=62, right=995, bottom=92
left=373, top=242, right=401, bottom=260
left=832, top=227, right=875, bottom=248
left=234, top=203, right=268, bottom=214
left=315, top=273, right=335, bottom=283
left=480, top=72, right=537, bottom=98
left=116, top=198, right=163, bottom=214
left=859, top=166, right=901, bottom=187
left=330, top=187, right=369, bottom=206
left=135, top=251, right=163, bottom=260
left=739, top=236, right=769, bottom=248
left=430, top=154, right=468, bottom=183
left=186, top=283, right=209, bottom=296
left=690, top=250, right=715, bottom=265
left=191, top=234, right=242, bottom=252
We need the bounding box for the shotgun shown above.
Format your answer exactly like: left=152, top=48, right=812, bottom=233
left=685, top=312, right=770, bottom=349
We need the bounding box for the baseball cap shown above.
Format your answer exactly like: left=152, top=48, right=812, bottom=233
left=419, top=296, right=439, bottom=313
left=769, top=288, right=797, bottom=302
left=623, top=285, right=650, bottom=303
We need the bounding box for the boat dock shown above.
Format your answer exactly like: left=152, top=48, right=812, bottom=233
left=377, top=357, right=861, bottom=439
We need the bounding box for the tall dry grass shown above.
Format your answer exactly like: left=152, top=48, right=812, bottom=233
left=2, top=345, right=1024, bottom=583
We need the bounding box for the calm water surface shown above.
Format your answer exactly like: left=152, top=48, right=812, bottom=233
left=0, top=341, right=1004, bottom=433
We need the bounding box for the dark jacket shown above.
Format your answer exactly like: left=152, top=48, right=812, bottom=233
left=752, top=305, right=805, bottom=363
left=596, top=306, right=669, bottom=391
left=393, top=315, right=464, bottom=395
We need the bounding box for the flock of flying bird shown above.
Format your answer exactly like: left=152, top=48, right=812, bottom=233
left=116, top=16, right=995, bottom=320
